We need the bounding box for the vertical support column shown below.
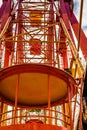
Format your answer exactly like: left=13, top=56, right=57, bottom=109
left=12, top=107, right=14, bottom=125
left=4, top=48, right=11, bottom=67
left=59, top=27, right=68, bottom=69
left=17, top=0, right=24, bottom=64
left=0, top=44, right=2, bottom=68
left=67, top=82, right=73, bottom=130
left=79, top=78, right=83, bottom=130
left=46, top=3, right=54, bottom=65
left=3, top=0, right=13, bottom=67
left=4, top=24, right=14, bottom=67
left=65, top=103, right=70, bottom=129
left=62, top=46, right=68, bottom=69
left=62, top=103, right=67, bottom=127
left=0, top=100, right=3, bottom=126
left=54, top=106, right=57, bottom=125
left=14, top=74, right=20, bottom=124
left=1, top=104, right=8, bottom=126
left=48, top=75, right=51, bottom=124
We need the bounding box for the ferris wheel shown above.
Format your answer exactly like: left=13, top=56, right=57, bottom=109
left=0, top=0, right=87, bottom=130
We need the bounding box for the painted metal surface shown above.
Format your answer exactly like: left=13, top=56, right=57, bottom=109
left=0, top=0, right=86, bottom=130
left=0, top=122, right=68, bottom=130
left=0, top=64, right=77, bottom=107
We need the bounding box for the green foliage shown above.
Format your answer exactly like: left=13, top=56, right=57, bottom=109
left=28, top=109, right=41, bottom=113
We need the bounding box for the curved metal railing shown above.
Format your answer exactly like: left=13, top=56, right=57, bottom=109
left=0, top=107, right=70, bottom=127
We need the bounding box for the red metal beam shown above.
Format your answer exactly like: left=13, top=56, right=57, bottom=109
left=0, top=0, right=11, bottom=32
left=63, top=0, right=87, bottom=59
left=0, top=122, right=68, bottom=130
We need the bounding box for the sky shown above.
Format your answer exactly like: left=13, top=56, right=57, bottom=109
left=0, top=0, right=87, bottom=36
